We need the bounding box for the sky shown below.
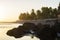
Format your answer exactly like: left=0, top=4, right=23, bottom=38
left=0, top=0, right=60, bottom=22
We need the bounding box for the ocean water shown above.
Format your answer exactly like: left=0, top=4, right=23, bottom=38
left=0, top=23, right=39, bottom=40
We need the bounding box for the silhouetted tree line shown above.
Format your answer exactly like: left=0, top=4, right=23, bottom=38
left=19, top=3, right=60, bottom=20
left=6, top=3, right=60, bottom=40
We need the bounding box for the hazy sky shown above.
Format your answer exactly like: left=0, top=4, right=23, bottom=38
left=0, top=0, right=60, bottom=22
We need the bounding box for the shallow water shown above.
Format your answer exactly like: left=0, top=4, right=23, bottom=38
left=0, top=23, right=39, bottom=40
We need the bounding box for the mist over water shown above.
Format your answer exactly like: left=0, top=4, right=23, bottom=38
left=0, top=23, right=39, bottom=40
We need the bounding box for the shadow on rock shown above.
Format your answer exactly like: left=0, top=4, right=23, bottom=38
left=38, top=24, right=56, bottom=40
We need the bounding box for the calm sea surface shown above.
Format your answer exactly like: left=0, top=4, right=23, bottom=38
left=0, top=23, right=39, bottom=40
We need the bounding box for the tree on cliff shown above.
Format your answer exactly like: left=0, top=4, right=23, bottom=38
left=30, top=9, right=36, bottom=20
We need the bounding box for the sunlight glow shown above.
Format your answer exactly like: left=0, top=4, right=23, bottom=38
left=0, top=0, right=60, bottom=22
left=0, top=6, right=6, bottom=21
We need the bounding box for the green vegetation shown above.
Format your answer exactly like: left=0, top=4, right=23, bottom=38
left=19, top=3, right=60, bottom=20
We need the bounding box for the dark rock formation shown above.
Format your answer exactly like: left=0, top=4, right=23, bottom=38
left=6, top=22, right=36, bottom=38
left=39, top=24, right=56, bottom=40
left=6, top=22, right=57, bottom=40
left=7, top=26, right=25, bottom=38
